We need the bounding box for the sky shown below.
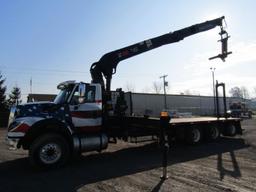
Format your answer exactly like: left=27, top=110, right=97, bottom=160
left=0, top=0, right=256, bottom=102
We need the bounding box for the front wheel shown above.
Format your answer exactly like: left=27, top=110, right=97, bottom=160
left=29, top=133, right=70, bottom=169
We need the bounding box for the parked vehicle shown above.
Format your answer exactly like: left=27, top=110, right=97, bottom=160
left=227, top=102, right=253, bottom=119
left=7, top=16, right=239, bottom=168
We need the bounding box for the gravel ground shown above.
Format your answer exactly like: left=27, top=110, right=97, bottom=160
left=0, top=117, right=255, bottom=192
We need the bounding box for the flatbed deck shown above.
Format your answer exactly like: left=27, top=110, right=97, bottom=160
left=108, top=116, right=242, bottom=137
left=139, top=116, right=241, bottom=125
left=169, top=117, right=240, bottom=124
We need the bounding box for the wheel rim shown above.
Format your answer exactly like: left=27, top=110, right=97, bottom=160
left=229, top=125, right=236, bottom=135
left=192, top=129, right=201, bottom=143
left=39, top=143, right=62, bottom=164
left=210, top=127, right=219, bottom=139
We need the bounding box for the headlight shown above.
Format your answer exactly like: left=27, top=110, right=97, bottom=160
left=8, top=121, right=20, bottom=131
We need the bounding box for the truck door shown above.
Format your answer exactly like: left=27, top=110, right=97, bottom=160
left=69, top=84, right=102, bottom=133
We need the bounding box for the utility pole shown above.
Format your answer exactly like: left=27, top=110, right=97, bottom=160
left=210, top=67, right=216, bottom=115
left=30, top=77, right=33, bottom=94
left=160, top=75, right=168, bottom=110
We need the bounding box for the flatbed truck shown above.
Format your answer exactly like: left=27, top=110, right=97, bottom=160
left=6, top=16, right=240, bottom=168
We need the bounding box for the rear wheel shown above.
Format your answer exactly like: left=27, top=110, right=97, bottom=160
left=185, top=127, right=201, bottom=145
left=205, top=126, right=220, bottom=141
left=29, top=133, right=70, bottom=169
left=223, top=124, right=236, bottom=136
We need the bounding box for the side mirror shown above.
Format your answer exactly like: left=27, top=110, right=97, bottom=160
left=78, top=83, right=86, bottom=97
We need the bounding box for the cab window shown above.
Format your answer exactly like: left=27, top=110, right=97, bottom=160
left=70, top=85, right=96, bottom=105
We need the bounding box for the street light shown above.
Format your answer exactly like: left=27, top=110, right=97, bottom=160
left=160, top=75, right=168, bottom=110
left=210, top=67, right=216, bottom=115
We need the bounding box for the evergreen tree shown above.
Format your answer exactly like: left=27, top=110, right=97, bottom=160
left=8, top=86, right=21, bottom=106
left=0, top=71, right=7, bottom=111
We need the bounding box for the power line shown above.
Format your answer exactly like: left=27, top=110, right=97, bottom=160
left=1, top=66, right=162, bottom=77
left=1, top=67, right=89, bottom=74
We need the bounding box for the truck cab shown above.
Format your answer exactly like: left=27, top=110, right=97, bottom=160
left=55, top=81, right=103, bottom=133
left=7, top=81, right=108, bottom=168
left=8, top=81, right=103, bottom=138
left=227, top=102, right=253, bottom=119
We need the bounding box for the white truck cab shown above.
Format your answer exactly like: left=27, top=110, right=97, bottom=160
left=56, top=81, right=103, bottom=133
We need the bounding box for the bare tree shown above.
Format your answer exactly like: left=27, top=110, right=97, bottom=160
left=229, top=87, right=243, bottom=98
left=181, top=89, right=200, bottom=96
left=229, top=86, right=250, bottom=99
left=241, top=86, right=250, bottom=99
left=184, top=89, right=192, bottom=95
left=124, top=82, right=135, bottom=92
left=152, top=81, right=162, bottom=94
left=141, top=86, right=151, bottom=93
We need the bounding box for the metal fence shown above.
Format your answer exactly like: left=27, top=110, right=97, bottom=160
left=125, top=92, right=245, bottom=117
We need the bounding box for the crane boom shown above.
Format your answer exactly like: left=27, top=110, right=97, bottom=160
left=90, top=16, right=230, bottom=92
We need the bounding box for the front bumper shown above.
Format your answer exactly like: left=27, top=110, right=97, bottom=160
left=7, top=120, right=27, bottom=139
left=5, top=135, right=19, bottom=149
left=7, top=131, right=25, bottom=138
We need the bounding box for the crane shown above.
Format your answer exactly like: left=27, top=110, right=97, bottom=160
left=90, top=16, right=231, bottom=105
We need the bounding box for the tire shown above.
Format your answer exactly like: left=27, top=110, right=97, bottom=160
left=223, top=124, right=236, bottom=136
left=205, top=126, right=220, bottom=141
left=29, top=133, right=70, bottom=169
left=185, top=127, right=201, bottom=145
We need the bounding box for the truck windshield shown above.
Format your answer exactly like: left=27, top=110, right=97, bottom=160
left=54, top=89, right=72, bottom=104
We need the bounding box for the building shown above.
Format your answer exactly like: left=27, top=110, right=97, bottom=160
left=27, top=94, right=56, bottom=103
left=26, top=92, right=248, bottom=116
left=124, top=92, right=246, bottom=117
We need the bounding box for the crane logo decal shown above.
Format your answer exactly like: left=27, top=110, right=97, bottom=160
left=145, top=40, right=153, bottom=48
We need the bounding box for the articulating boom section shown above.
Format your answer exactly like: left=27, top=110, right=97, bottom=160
left=90, top=16, right=230, bottom=92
